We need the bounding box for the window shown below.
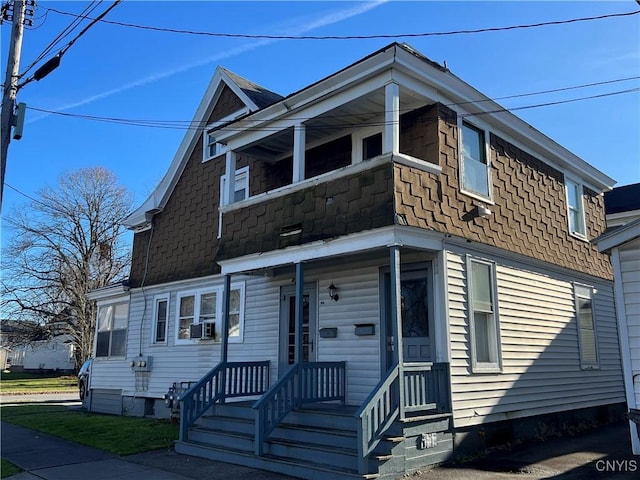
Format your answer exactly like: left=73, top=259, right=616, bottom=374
left=96, top=303, right=128, bottom=357
left=352, top=127, right=383, bottom=164
left=362, top=132, right=382, bottom=160
left=176, top=283, right=245, bottom=344
left=203, top=132, right=224, bottom=161
left=152, top=296, right=168, bottom=344
left=566, top=178, right=586, bottom=238
left=468, top=258, right=501, bottom=372
left=218, top=167, right=249, bottom=238
left=460, top=121, right=491, bottom=199
left=220, top=166, right=249, bottom=206
left=574, top=285, right=599, bottom=369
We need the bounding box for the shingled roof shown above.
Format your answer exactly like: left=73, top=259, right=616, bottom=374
left=605, top=183, right=640, bottom=215
left=221, top=67, right=284, bottom=110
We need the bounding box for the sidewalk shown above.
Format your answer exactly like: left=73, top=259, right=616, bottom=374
left=2, top=419, right=637, bottom=480
left=1, top=422, right=295, bottom=480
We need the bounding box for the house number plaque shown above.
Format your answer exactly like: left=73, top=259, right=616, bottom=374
left=418, top=433, right=438, bottom=449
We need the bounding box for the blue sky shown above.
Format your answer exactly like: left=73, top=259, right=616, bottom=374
left=2, top=0, right=639, bottom=226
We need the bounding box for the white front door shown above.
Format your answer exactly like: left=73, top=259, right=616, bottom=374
left=279, top=284, right=317, bottom=372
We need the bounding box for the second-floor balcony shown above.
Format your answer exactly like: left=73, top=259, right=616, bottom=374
left=216, top=83, right=444, bottom=261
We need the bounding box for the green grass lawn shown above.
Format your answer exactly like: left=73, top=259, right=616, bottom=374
left=0, top=371, right=77, bottom=394
left=0, top=458, right=22, bottom=478
left=1, top=404, right=178, bottom=455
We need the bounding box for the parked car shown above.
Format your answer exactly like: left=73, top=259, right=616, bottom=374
left=78, top=359, right=91, bottom=400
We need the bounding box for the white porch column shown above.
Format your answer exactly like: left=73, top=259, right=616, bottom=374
left=224, top=150, right=237, bottom=205
left=384, top=82, right=400, bottom=155
left=389, top=246, right=406, bottom=418
left=294, top=262, right=305, bottom=364
left=293, top=123, right=306, bottom=183
left=219, top=273, right=231, bottom=404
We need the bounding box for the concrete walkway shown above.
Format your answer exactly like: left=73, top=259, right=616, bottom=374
left=1, top=422, right=295, bottom=480
left=1, top=413, right=638, bottom=479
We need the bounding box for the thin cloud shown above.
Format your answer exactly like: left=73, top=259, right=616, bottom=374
left=31, top=1, right=388, bottom=122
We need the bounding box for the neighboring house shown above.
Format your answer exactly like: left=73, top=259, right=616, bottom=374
left=604, top=182, right=640, bottom=227
left=0, top=321, right=75, bottom=373
left=87, top=43, right=625, bottom=479
left=597, top=183, right=640, bottom=455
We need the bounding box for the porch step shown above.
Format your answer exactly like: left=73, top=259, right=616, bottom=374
left=175, top=440, right=379, bottom=480
left=182, top=402, right=454, bottom=479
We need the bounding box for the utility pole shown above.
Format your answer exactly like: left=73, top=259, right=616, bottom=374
left=1, top=0, right=27, bottom=210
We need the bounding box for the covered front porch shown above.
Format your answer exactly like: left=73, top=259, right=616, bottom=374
left=175, top=229, right=454, bottom=478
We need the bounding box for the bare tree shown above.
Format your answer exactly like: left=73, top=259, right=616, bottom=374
left=2, top=167, right=133, bottom=370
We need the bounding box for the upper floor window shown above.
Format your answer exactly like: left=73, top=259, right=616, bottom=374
left=352, top=127, right=383, bottom=163
left=460, top=121, right=491, bottom=200
left=96, top=302, right=128, bottom=357
left=362, top=132, right=382, bottom=160
left=176, top=283, right=245, bottom=344
left=152, top=295, right=169, bottom=344
left=203, top=132, right=224, bottom=161
left=574, top=284, right=599, bottom=369
left=468, top=257, right=501, bottom=372
left=220, top=166, right=249, bottom=206
left=565, top=178, right=586, bottom=238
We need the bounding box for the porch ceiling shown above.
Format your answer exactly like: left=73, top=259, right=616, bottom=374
left=238, top=87, right=429, bottom=163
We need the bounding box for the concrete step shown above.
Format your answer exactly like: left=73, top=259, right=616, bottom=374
left=175, top=440, right=379, bottom=480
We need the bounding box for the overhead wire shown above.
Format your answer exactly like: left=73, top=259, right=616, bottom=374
left=5, top=183, right=134, bottom=222
left=20, top=1, right=101, bottom=77
left=26, top=84, right=640, bottom=132
left=18, top=1, right=122, bottom=89
left=42, top=8, right=640, bottom=40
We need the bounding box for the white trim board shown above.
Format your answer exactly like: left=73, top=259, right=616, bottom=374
left=218, top=225, right=446, bottom=274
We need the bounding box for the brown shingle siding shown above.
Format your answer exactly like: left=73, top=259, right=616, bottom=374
left=394, top=103, right=612, bottom=280
left=217, top=163, right=395, bottom=261
left=128, top=86, right=248, bottom=287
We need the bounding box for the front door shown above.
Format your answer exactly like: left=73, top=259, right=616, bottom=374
left=383, top=265, right=433, bottom=368
left=279, top=284, right=317, bottom=372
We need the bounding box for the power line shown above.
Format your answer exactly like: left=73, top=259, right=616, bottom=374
left=18, top=1, right=122, bottom=90
left=27, top=86, right=640, bottom=132
left=5, top=182, right=133, bottom=222
left=44, top=8, right=640, bottom=40
left=461, top=87, right=639, bottom=118
left=20, top=1, right=102, bottom=77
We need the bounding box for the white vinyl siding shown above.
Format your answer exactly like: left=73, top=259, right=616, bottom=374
left=619, top=244, right=640, bottom=412
left=89, top=262, right=381, bottom=404
left=447, top=249, right=624, bottom=428
left=93, top=275, right=277, bottom=398
left=315, top=266, right=380, bottom=404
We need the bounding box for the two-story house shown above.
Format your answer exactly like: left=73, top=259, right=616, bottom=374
left=86, top=43, right=625, bottom=479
